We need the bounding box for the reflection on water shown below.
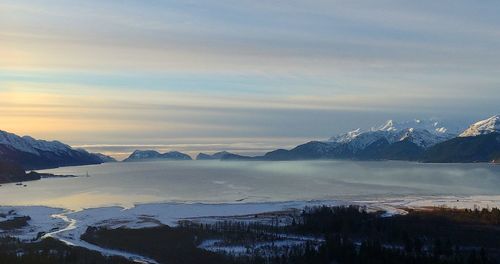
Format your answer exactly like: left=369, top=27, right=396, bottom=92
left=0, top=160, right=498, bottom=210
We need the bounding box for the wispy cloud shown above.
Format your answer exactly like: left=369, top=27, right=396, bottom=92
left=0, top=0, right=499, bottom=155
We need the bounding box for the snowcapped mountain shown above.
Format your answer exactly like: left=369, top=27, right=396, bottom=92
left=247, top=116, right=498, bottom=163
left=0, top=129, right=113, bottom=169
left=0, top=130, right=76, bottom=156
left=205, top=115, right=498, bottom=163
left=394, top=128, right=452, bottom=149
left=374, top=119, right=453, bottom=134
left=336, top=130, right=388, bottom=151
left=328, top=119, right=456, bottom=150
left=459, top=115, right=500, bottom=137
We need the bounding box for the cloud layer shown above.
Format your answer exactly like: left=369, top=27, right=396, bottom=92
left=1, top=0, right=499, bottom=156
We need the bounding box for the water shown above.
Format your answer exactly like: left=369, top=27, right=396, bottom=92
left=0, top=160, right=499, bottom=210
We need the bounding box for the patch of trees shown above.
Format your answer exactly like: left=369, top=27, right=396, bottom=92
left=296, top=206, right=500, bottom=248
left=0, top=216, right=30, bottom=230
left=82, top=225, right=236, bottom=264
left=0, top=236, right=134, bottom=264
left=81, top=206, right=500, bottom=264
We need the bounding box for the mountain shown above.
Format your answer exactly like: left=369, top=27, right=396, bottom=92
left=261, top=138, right=425, bottom=161
left=258, top=119, right=456, bottom=161
left=196, top=151, right=232, bottom=160
left=459, top=115, right=500, bottom=137
left=328, top=119, right=456, bottom=151
left=123, top=150, right=192, bottom=162
left=263, top=141, right=348, bottom=160
left=195, top=151, right=255, bottom=161
left=0, top=130, right=107, bottom=170
left=420, top=115, right=500, bottom=163
left=356, top=138, right=425, bottom=161
left=220, top=153, right=255, bottom=160
left=249, top=116, right=498, bottom=163
left=93, top=153, right=117, bottom=163
left=423, top=132, right=500, bottom=163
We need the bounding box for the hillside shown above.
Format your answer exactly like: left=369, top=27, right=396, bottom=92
left=0, top=130, right=114, bottom=170
left=0, top=161, right=40, bottom=184
left=422, top=133, right=500, bottom=163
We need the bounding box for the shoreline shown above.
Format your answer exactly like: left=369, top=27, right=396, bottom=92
left=2, top=195, right=500, bottom=263
left=2, top=195, right=500, bottom=237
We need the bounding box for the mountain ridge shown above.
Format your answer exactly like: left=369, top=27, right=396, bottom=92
left=196, top=151, right=234, bottom=160
left=459, top=115, right=500, bottom=137
left=328, top=118, right=457, bottom=150
left=0, top=130, right=115, bottom=169
left=221, top=115, right=499, bottom=163
left=123, top=150, right=192, bottom=162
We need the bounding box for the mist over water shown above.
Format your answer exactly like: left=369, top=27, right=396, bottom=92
left=0, top=160, right=499, bottom=210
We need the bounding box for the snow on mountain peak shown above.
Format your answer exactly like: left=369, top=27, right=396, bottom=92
left=328, top=118, right=457, bottom=150
left=377, top=120, right=397, bottom=132
left=396, top=128, right=452, bottom=148
left=0, top=130, right=72, bottom=156
left=372, top=119, right=450, bottom=135
left=21, top=136, right=71, bottom=154
left=329, top=128, right=362, bottom=143
left=435, top=127, right=447, bottom=133
left=459, top=115, right=500, bottom=137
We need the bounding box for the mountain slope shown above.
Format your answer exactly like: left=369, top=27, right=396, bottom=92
left=93, top=153, right=117, bottom=163
left=459, top=115, right=500, bottom=137
left=422, top=132, right=500, bottom=163
left=196, top=151, right=233, bottom=160
left=259, top=119, right=454, bottom=161
left=329, top=119, right=456, bottom=151
left=0, top=130, right=110, bottom=170
left=356, top=138, right=425, bottom=161
left=257, top=116, right=496, bottom=163
left=262, top=141, right=352, bottom=160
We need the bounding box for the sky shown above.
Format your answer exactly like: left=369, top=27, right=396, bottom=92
left=1, top=0, right=499, bottom=158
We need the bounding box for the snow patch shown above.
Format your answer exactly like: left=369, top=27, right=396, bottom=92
left=328, top=118, right=457, bottom=150
left=459, top=115, right=500, bottom=137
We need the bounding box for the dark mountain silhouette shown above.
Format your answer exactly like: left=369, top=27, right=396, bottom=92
left=123, top=150, right=192, bottom=162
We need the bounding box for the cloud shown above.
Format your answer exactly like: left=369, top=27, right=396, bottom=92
left=2, top=0, right=500, bottom=74
left=0, top=0, right=499, bottom=155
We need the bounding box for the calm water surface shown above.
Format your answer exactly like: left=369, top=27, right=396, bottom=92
left=0, top=160, right=499, bottom=210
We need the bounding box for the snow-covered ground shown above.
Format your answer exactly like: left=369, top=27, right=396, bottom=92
left=356, top=195, right=500, bottom=213
left=2, top=195, right=500, bottom=263
left=0, top=206, right=66, bottom=241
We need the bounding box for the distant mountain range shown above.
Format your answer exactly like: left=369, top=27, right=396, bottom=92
left=197, top=151, right=232, bottom=160
left=4, top=115, right=496, bottom=169
left=123, top=150, right=192, bottom=162
left=327, top=118, right=457, bottom=150
left=122, top=115, right=498, bottom=164
left=200, top=115, right=499, bottom=163
left=0, top=130, right=115, bottom=170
